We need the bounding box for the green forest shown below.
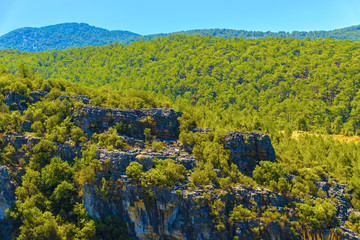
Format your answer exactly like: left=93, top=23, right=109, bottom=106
left=2, top=22, right=360, bottom=52
left=0, top=23, right=139, bottom=52
left=1, top=34, right=360, bottom=238
left=1, top=35, right=360, bottom=135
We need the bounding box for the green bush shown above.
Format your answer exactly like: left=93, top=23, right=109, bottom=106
left=151, top=141, right=163, bottom=151
left=126, top=162, right=143, bottom=181
left=229, top=204, right=256, bottom=224
left=93, top=127, right=128, bottom=150
left=143, top=159, right=186, bottom=187
left=295, top=198, right=337, bottom=231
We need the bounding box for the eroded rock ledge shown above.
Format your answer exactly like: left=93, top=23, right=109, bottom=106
left=73, top=105, right=182, bottom=140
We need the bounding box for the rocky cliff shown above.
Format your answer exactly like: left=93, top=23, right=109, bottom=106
left=82, top=133, right=360, bottom=240
left=224, top=131, right=276, bottom=175
left=0, top=166, right=16, bottom=240
left=1, top=97, right=359, bottom=239
left=73, top=105, right=182, bottom=140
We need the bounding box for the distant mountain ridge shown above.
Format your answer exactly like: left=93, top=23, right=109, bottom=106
left=0, top=23, right=140, bottom=52
left=1, top=22, right=360, bottom=52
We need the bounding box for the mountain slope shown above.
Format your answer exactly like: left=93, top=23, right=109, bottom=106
left=0, top=67, right=360, bottom=239
left=2, top=23, right=360, bottom=52
left=0, top=22, right=139, bottom=52
left=169, top=25, right=360, bottom=41
left=2, top=35, right=360, bottom=136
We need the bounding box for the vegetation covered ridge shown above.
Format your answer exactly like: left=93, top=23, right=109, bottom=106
left=0, top=22, right=139, bottom=52
left=2, top=22, right=360, bottom=52
left=1, top=35, right=360, bottom=136
left=0, top=63, right=360, bottom=239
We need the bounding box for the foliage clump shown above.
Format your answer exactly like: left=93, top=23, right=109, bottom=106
left=126, top=158, right=186, bottom=187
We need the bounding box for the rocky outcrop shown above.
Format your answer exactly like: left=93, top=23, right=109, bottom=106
left=0, top=165, right=16, bottom=240
left=0, top=132, right=41, bottom=149
left=1, top=96, right=358, bottom=240
left=192, top=127, right=211, bottom=134
left=73, top=106, right=182, bottom=140
left=224, top=131, right=276, bottom=175
left=84, top=182, right=293, bottom=240
left=29, top=91, right=48, bottom=102
left=21, top=120, right=32, bottom=132
left=54, top=143, right=82, bottom=162
left=82, top=129, right=359, bottom=240
left=96, top=144, right=197, bottom=178
left=315, top=177, right=353, bottom=223
left=0, top=133, right=81, bottom=162
left=0, top=166, right=16, bottom=220
left=84, top=174, right=358, bottom=240
left=58, top=95, right=90, bottom=104
left=4, top=91, right=48, bottom=112
left=4, top=92, right=29, bottom=111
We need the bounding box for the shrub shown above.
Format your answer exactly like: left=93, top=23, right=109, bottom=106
left=142, top=159, right=186, bottom=187
left=151, top=141, right=163, bottom=151
left=126, top=162, right=144, bottom=181
left=295, top=198, right=337, bottom=231
left=229, top=204, right=256, bottom=224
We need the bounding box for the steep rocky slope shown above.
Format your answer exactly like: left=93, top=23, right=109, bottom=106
left=0, top=89, right=360, bottom=239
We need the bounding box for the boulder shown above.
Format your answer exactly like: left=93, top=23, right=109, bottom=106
left=224, top=131, right=276, bottom=175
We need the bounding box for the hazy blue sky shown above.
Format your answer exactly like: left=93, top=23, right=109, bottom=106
left=1, top=0, right=360, bottom=36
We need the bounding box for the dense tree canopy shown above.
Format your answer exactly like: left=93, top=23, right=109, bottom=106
left=3, top=23, right=360, bottom=52
left=1, top=33, right=360, bottom=237
left=1, top=35, right=360, bottom=135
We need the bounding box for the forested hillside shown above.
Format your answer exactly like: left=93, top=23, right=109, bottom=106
left=1, top=61, right=360, bottom=238
left=1, top=35, right=360, bottom=136
left=2, top=32, right=360, bottom=238
left=2, top=23, right=360, bottom=52
left=170, top=25, right=360, bottom=41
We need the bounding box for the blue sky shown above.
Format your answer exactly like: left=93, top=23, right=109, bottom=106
left=1, top=0, right=360, bottom=36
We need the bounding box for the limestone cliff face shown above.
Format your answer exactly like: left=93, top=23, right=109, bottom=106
left=73, top=105, right=182, bottom=140
left=82, top=128, right=359, bottom=240
left=0, top=165, right=16, bottom=240
left=85, top=171, right=358, bottom=240
left=1, top=101, right=360, bottom=239
left=84, top=180, right=295, bottom=240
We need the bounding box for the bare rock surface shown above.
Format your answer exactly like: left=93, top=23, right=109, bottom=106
left=73, top=105, right=182, bottom=140
left=224, top=131, right=276, bottom=175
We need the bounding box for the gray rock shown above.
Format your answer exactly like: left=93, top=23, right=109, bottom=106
left=340, top=226, right=360, bottom=240
left=73, top=105, right=182, bottom=140
left=29, top=91, right=48, bottom=102
left=58, top=95, right=90, bottom=104
left=224, top=131, right=276, bottom=175
left=4, top=91, right=28, bottom=111
left=0, top=133, right=79, bottom=163
left=0, top=166, right=16, bottom=240
left=96, top=144, right=197, bottom=178
left=120, top=135, right=146, bottom=148
left=21, top=120, right=32, bottom=132
left=4, top=91, right=48, bottom=112
left=0, top=165, right=16, bottom=220
left=1, top=133, right=41, bottom=151
left=192, top=127, right=211, bottom=134
left=54, top=143, right=82, bottom=162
